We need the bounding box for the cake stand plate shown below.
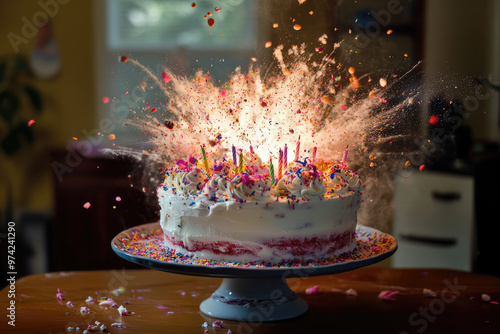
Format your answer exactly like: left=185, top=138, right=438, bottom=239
left=112, top=223, right=397, bottom=322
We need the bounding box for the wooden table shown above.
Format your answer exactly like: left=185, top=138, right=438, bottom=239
left=1, top=268, right=499, bottom=333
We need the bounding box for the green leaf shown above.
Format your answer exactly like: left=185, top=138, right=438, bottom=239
left=17, top=120, right=34, bottom=144
left=24, top=86, right=43, bottom=113
left=0, top=91, right=20, bottom=122
left=0, top=61, right=6, bottom=83
left=14, top=55, right=28, bottom=74
left=0, top=127, right=21, bottom=156
left=0, top=120, right=34, bottom=156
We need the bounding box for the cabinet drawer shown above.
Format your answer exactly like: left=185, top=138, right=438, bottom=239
left=393, top=171, right=474, bottom=238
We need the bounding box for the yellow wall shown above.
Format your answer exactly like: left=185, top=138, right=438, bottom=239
left=0, top=0, right=95, bottom=210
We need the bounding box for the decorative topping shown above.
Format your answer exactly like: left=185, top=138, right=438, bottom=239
left=160, top=149, right=362, bottom=203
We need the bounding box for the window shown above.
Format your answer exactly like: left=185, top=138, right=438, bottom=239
left=94, top=0, right=257, bottom=146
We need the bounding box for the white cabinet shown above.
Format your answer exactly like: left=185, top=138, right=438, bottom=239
left=392, top=171, right=475, bottom=271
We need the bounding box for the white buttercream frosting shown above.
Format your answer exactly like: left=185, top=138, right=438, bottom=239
left=158, top=155, right=363, bottom=263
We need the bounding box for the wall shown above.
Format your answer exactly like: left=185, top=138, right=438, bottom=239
left=423, top=0, right=500, bottom=143
left=0, top=0, right=95, bottom=211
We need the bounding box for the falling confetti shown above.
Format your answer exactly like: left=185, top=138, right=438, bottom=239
left=28, top=119, right=35, bottom=127
left=116, top=196, right=122, bottom=202
left=191, top=2, right=196, bottom=8
left=387, top=29, right=393, bottom=35
left=102, top=96, right=110, bottom=104
left=140, top=82, right=147, bottom=91
left=108, top=134, right=116, bottom=141
left=419, top=164, right=425, bottom=171
left=151, top=107, right=157, bottom=113
left=293, top=24, right=302, bottom=31
left=83, top=202, right=91, bottom=209
left=207, top=18, right=215, bottom=27
left=305, top=285, right=321, bottom=295
left=162, top=72, right=171, bottom=83
left=265, top=41, right=272, bottom=48
left=379, top=78, right=387, bottom=87
left=378, top=290, right=399, bottom=302
left=320, top=96, right=332, bottom=104
left=429, top=115, right=439, bottom=125
left=119, top=56, right=129, bottom=63
left=273, top=23, right=279, bottom=28
left=214, top=6, right=222, bottom=12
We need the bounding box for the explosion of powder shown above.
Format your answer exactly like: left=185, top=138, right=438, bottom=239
left=103, top=35, right=427, bottom=230
left=121, top=44, right=422, bottom=165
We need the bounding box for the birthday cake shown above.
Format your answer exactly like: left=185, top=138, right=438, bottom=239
left=157, top=148, right=363, bottom=264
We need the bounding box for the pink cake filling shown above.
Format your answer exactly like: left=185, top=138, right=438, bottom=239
left=164, top=230, right=355, bottom=260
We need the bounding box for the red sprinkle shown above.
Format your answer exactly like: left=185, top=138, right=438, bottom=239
left=162, top=72, right=171, bottom=83
left=429, top=115, right=439, bottom=125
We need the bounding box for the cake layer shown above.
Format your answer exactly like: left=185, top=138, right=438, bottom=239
left=159, top=189, right=360, bottom=263
left=163, top=229, right=356, bottom=264
left=157, top=156, right=363, bottom=264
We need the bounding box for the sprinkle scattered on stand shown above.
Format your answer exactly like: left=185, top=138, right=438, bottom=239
left=305, top=285, right=321, bottom=295
left=378, top=290, right=399, bottom=302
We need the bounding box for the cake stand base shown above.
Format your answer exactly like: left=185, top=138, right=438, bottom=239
left=112, top=223, right=397, bottom=322
left=200, top=277, right=308, bottom=322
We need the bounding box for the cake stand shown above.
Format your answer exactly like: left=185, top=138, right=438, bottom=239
left=111, top=223, right=397, bottom=322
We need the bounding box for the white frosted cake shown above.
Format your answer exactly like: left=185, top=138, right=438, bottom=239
left=157, top=152, right=363, bottom=264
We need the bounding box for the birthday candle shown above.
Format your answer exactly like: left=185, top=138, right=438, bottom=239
left=232, top=145, right=237, bottom=169
left=278, top=149, right=283, bottom=180
left=284, top=144, right=288, bottom=169
left=312, top=147, right=317, bottom=162
left=270, top=159, right=275, bottom=186
left=201, top=145, right=211, bottom=177
left=295, top=136, right=300, bottom=161
left=249, top=141, right=255, bottom=155
left=239, top=152, right=243, bottom=173
left=342, top=146, right=349, bottom=166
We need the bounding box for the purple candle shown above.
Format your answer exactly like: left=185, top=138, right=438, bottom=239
left=342, top=146, right=348, bottom=165
left=232, top=145, right=237, bottom=168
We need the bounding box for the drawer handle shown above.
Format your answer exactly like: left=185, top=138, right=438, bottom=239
left=400, top=234, right=457, bottom=246
left=432, top=191, right=461, bottom=202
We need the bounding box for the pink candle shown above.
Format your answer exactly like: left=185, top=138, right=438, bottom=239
left=312, top=147, right=317, bottom=162
left=295, top=136, right=300, bottom=162
left=284, top=144, right=288, bottom=169
left=278, top=149, right=283, bottom=180
left=342, top=146, right=348, bottom=165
